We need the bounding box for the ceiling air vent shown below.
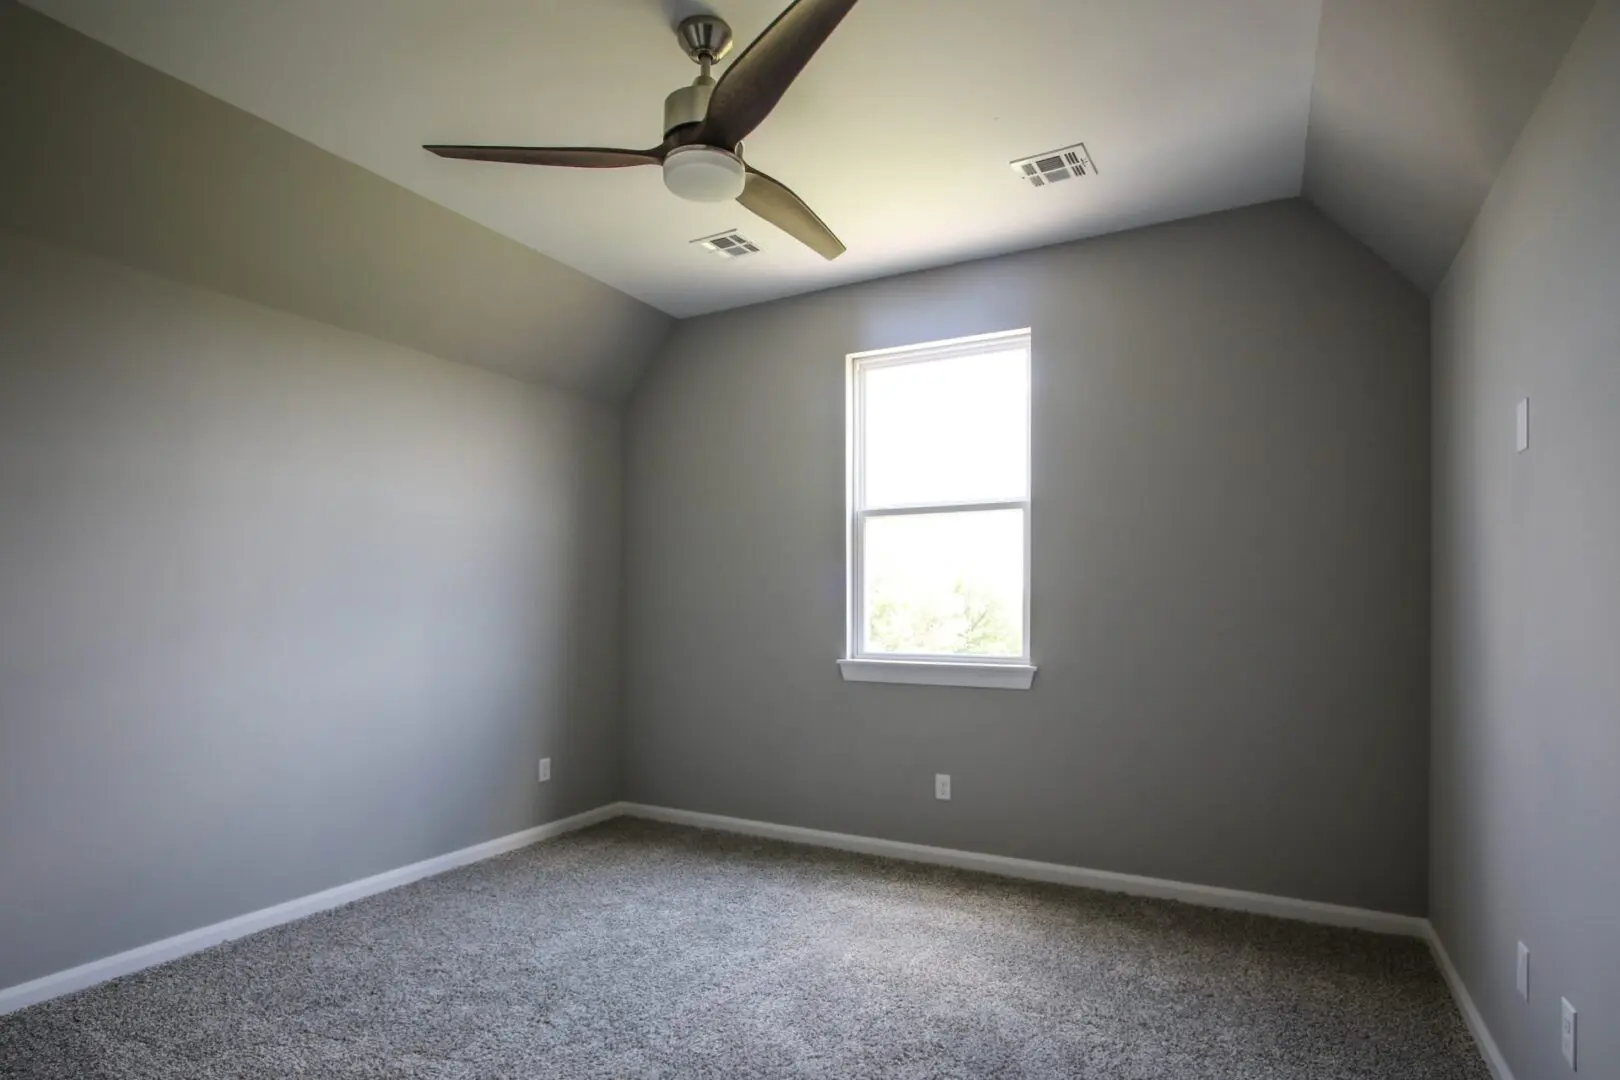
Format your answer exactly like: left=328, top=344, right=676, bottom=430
left=1010, top=143, right=1097, bottom=188
left=692, top=230, right=761, bottom=258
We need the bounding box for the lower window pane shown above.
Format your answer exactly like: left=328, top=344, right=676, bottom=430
left=862, top=509, right=1025, bottom=658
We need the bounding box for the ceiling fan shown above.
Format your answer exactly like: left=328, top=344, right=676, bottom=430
left=424, top=0, right=858, bottom=260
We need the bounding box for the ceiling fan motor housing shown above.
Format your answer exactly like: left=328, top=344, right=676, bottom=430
left=664, top=76, right=716, bottom=136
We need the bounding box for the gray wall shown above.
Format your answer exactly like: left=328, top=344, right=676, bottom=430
left=0, top=0, right=671, bottom=399
left=625, top=200, right=1433, bottom=915
left=0, top=230, right=623, bottom=990
left=1304, top=0, right=1594, bottom=292
left=1431, top=1, right=1620, bottom=1076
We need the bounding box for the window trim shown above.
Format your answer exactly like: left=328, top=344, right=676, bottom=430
left=841, top=328, right=1036, bottom=690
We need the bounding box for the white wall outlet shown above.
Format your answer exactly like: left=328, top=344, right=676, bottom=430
left=1561, top=998, right=1577, bottom=1069
left=538, top=757, right=551, bottom=783
left=1517, top=398, right=1530, bottom=452
left=1517, top=942, right=1530, bottom=1000
left=934, top=773, right=951, bottom=801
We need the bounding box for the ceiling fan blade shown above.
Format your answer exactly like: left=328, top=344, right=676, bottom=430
left=737, top=168, right=845, bottom=260
left=423, top=145, right=663, bottom=168
left=699, top=0, right=859, bottom=150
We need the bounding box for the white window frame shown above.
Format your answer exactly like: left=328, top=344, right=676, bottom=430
left=838, top=328, right=1036, bottom=691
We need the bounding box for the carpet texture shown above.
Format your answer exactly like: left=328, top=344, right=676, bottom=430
left=1, top=818, right=1489, bottom=1079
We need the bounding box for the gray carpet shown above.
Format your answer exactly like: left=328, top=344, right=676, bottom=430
left=1, top=818, right=1488, bottom=1079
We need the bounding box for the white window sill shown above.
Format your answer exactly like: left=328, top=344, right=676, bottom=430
left=837, top=659, right=1037, bottom=690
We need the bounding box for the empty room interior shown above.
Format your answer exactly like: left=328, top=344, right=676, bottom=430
left=1, top=0, right=1616, bottom=1076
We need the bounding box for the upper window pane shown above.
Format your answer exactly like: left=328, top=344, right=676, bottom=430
left=860, top=346, right=1029, bottom=507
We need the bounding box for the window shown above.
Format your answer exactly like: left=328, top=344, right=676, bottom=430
left=839, top=329, right=1035, bottom=690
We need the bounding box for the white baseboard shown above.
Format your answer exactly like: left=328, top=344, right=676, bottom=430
left=619, top=803, right=1428, bottom=938
left=620, top=804, right=1513, bottom=1073
left=4, top=795, right=1502, bottom=1080
left=0, top=802, right=624, bottom=1017
left=1425, top=925, right=1515, bottom=1080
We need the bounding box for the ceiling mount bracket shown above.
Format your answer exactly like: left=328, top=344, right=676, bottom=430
left=675, top=15, right=734, bottom=65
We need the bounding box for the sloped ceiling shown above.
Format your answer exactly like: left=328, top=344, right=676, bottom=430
left=4, top=0, right=1601, bottom=398
left=1305, top=0, right=1596, bottom=291
left=0, top=1, right=671, bottom=400
left=21, top=0, right=1326, bottom=318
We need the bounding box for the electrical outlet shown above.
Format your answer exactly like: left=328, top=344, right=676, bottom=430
left=934, top=773, right=951, bottom=801
left=538, top=758, right=551, bottom=783
left=1517, top=942, right=1530, bottom=1000
left=1561, top=998, right=1576, bottom=1069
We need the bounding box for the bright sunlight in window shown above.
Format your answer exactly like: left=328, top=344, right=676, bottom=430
left=846, top=330, right=1032, bottom=674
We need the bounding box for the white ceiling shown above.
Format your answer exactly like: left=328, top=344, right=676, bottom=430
left=23, top=0, right=1325, bottom=317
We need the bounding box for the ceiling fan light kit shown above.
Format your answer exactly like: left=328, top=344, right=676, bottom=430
left=663, top=145, right=748, bottom=202
left=423, top=0, right=858, bottom=260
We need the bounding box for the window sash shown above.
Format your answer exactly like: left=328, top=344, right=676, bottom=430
left=850, top=502, right=1031, bottom=663
left=847, top=330, right=1032, bottom=665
